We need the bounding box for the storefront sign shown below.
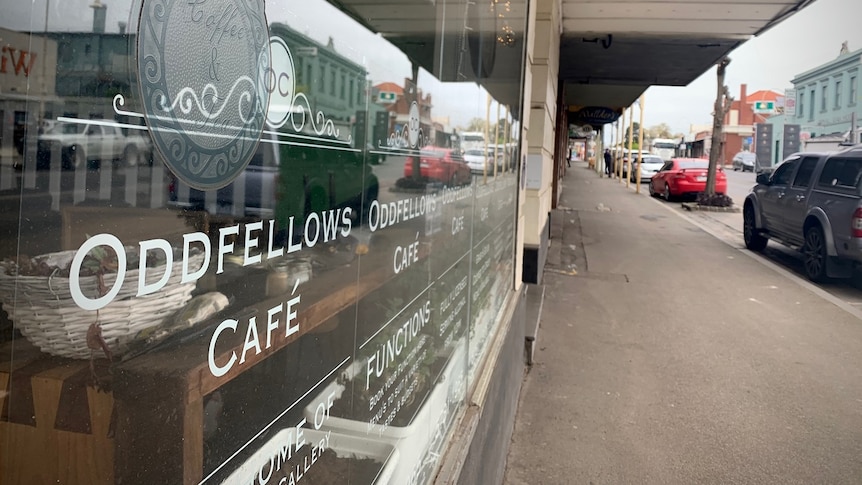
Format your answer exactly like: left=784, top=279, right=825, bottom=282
left=571, top=106, right=619, bottom=125
left=137, top=0, right=271, bottom=190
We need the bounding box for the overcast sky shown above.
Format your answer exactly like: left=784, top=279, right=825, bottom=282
left=4, top=0, right=860, bottom=134
left=643, top=0, right=862, bottom=135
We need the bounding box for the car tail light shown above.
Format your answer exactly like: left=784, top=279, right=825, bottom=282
left=852, top=208, right=862, bottom=238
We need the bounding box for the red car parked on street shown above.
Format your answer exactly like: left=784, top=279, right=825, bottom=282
left=649, top=158, right=727, bottom=201
left=403, top=146, right=472, bottom=186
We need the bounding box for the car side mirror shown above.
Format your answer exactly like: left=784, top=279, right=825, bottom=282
left=756, top=173, right=771, bottom=185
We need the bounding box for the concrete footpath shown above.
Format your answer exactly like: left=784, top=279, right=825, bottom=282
left=503, top=162, right=862, bottom=484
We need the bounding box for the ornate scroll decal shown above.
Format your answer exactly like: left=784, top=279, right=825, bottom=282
left=137, top=0, right=270, bottom=190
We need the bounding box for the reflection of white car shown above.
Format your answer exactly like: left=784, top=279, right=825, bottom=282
left=36, top=120, right=152, bottom=170
left=629, top=154, right=665, bottom=182
left=463, top=149, right=488, bottom=173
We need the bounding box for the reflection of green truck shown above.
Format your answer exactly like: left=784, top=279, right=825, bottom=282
left=275, top=140, right=379, bottom=233
left=168, top=139, right=378, bottom=239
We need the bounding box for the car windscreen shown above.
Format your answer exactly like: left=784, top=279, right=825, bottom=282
left=677, top=160, right=709, bottom=169
left=46, top=123, right=84, bottom=135
left=739, top=153, right=756, bottom=161
left=465, top=149, right=484, bottom=156
left=640, top=157, right=663, bottom=164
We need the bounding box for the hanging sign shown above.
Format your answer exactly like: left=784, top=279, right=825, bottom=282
left=571, top=107, right=619, bottom=126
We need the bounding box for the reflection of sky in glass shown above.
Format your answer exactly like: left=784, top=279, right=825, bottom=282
left=4, top=0, right=504, bottom=130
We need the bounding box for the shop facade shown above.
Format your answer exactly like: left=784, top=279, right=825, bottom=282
left=0, top=0, right=529, bottom=483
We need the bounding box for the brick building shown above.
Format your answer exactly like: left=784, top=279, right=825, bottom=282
left=720, top=84, right=782, bottom=165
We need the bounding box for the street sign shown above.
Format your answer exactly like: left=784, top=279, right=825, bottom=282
left=378, top=92, right=397, bottom=103
left=784, top=124, right=801, bottom=156
left=755, top=123, right=773, bottom=171
left=784, top=89, right=796, bottom=117
left=753, top=101, right=775, bottom=113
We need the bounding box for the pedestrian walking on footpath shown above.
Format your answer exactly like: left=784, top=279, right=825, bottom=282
left=603, top=149, right=612, bottom=176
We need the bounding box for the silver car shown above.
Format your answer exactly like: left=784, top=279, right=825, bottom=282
left=629, top=154, right=665, bottom=182
left=732, top=151, right=756, bottom=172
left=463, top=148, right=489, bottom=173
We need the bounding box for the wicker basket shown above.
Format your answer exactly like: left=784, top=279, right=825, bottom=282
left=0, top=248, right=205, bottom=359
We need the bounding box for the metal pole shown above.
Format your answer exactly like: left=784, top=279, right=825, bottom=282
left=636, top=94, right=646, bottom=192
left=626, top=104, right=635, bottom=188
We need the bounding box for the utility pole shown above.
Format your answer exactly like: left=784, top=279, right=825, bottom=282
left=707, top=57, right=733, bottom=196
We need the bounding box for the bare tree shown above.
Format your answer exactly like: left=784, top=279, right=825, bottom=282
left=706, top=58, right=734, bottom=196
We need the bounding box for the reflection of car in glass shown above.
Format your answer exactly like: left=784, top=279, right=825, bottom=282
left=743, top=148, right=862, bottom=281
left=169, top=138, right=379, bottom=230
left=403, top=147, right=471, bottom=186
left=36, top=120, right=152, bottom=170
left=732, top=151, right=757, bottom=172
left=649, top=158, right=726, bottom=201
left=463, top=148, right=489, bottom=173
left=629, top=154, right=665, bottom=182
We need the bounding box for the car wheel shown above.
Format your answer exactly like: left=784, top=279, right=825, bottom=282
left=648, top=182, right=655, bottom=197
left=663, top=183, right=672, bottom=202
left=123, top=145, right=140, bottom=167
left=743, top=205, right=768, bottom=251
left=803, top=224, right=828, bottom=282
left=733, top=166, right=739, bottom=171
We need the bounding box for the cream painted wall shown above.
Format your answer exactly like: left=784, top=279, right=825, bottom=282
left=523, top=0, right=560, bottom=247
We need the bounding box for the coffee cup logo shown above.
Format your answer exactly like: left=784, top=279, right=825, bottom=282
left=137, top=0, right=271, bottom=190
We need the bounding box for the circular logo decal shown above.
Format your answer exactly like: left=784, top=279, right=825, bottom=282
left=137, top=0, right=271, bottom=190
left=265, top=36, right=295, bottom=128
left=408, top=101, right=420, bottom=148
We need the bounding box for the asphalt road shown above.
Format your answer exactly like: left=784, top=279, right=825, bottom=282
left=505, top=163, right=862, bottom=484
left=633, top=167, right=862, bottom=310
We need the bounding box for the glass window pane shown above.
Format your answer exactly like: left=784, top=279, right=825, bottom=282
left=0, top=0, right=525, bottom=483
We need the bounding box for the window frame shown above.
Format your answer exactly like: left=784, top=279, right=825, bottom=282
left=834, top=79, right=842, bottom=109
left=821, top=83, right=828, bottom=113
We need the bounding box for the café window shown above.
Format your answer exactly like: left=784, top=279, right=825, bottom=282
left=0, top=0, right=526, bottom=484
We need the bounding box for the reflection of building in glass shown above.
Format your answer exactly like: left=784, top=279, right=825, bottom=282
left=0, top=27, right=58, bottom=159
left=50, top=32, right=135, bottom=102
left=270, top=23, right=367, bottom=142
left=373, top=80, right=436, bottom=147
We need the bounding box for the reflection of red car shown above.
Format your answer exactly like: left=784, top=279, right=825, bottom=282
left=649, top=158, right=727, bottom=201
left=404, top=147, right=472, bottom=186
